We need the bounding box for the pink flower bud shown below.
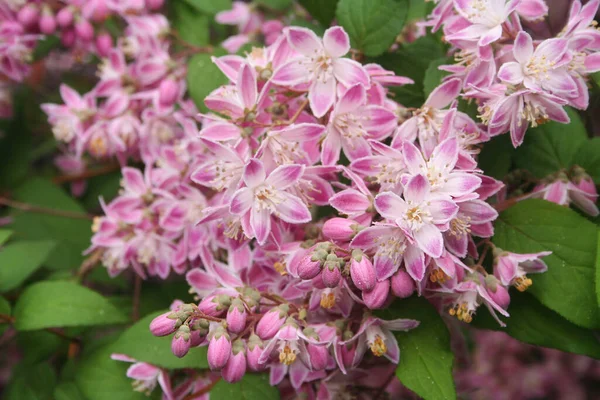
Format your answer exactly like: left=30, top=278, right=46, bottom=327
left=297, top=253, right=322, bottom=280
left=323, top=218, right=360, bottom=241
left=158, top=78, right=180, bottom=107
left=226, top=299, right=247, bottom=334
left=199, top=295, right=230, bottom=316
left=246, top=334, right=266, bottom=371
left=190, top=329, right=204, bottom=347
left=91, top=2, right=109, bottom=22
left=256, top=305, right=288, bottom=340
left=321, top=264, right=342, bottom=288
left=391, top=270, right=415, bottom=299
left=146, top=0, right=165, bottom=10
left=39, top=9, right=56, bottom=35
left=171, top=325, right=191, bottom=358
left=208, top=327, right=231, bottom=370
left=306, top=343, right=329, bottom=370
left=149, top=312, right=178, bottom=336
left=574, top=175, right=597, bottom=197
left=61, top=29, right=75, bottom=47
left=362, top=280, right=390, bottom=309
left=221, top=340, right=246, bottom=383
left=95, top=32, right=113, bottom=57
left=487, top=285, right=511, bottom=310
left=56, top=8, right=74, bottom=28
left=17, top=4, right=39, bottom=28
left=75, top=18, right=94, bottom=41
left=350, top=250, right=376, bottom=291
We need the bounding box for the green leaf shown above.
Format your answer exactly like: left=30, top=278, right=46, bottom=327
left=17, top=331, right=64, bottom=365
left=573, top=137, right=600, bottom=184
left=54, top=382, right=86, bottom=400
left=493, top=199, right=600, bottom=329
left=423, top=57, right=451, bottom=98
left=0, top=240, right=56, bottom=292
left=183, top=0, right=231, bottom=14
left=473, top=291, right=600, bottom=359
left=299, top=0, right=338, bottom=26
left=81, top=172, right=121, bottom=211
left=187, top=53, right=229, bottom=113
left=210, top=373, right=280, bottom=400
left=373, top=36, right=446, bottom=107
left=513, top=108, right=587, bottom=178
left=336, top=0, right=409, bottom=57
left=0, top=91, right=33, bottom=188
left=10, top=178, right=92, bottom=270
left=0, top=296, right=10, bottom=315
left=407, top=0, right=435, bottom=22
left=171, top=0, right=210, bottom=47
left=111, top=311, right=208, bottom=369
left=75, top=344, right=149, bottom=400
left=376, top=297, right=456, bottom=400
left=5, top=362, right=57, bottom=400
left=14, top=281, right=128, bottom=331
left=478, top=135, right=514, bottom=180
left=255, top=0, right=292, bottom=10
left=0, top=229, right=13, bottom=245
left=33, top=35, right=61, bottom=61
left=596, top=231, right=600, bottom=311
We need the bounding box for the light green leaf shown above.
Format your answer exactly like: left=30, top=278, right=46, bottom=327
left=513, top=108, right=587, bottom=178
left=299, top=0, right=338, bottom=26
left=0, top=240, right=56, bottom=292
left=423, top=57, right=451, bottom=98
left=336, top=0, right=409, bottom=57
left=187, top=53, right=229, bottom=113
left=210, top=373, right=280, bottom=400
left=0, top=229, right=13, bottom=245
left=573, top=137, right=600, bottom=184
left=111, top=311, right=208, bottom=369
left=407, top=0, right=435, bottom=22
left=5, top=362, right=57, bottom=400
left=14, top=281, right=128, bottom=331
left=54, top=382, right=86, bottom=400
left=493, top=199, right=600, bottom=329
left=376, top=297, right=456, bottom=400
left=473, top=292, right=600, bottom=359
left=10, top=178, right=92, bottom=270
left=183, top=0, right=231, bottom=14
left=171, top=0, right=210, bottom=47
left=478, top=135, right=513, bottom=180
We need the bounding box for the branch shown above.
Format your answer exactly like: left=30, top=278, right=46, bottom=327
left=0, top=197, right=95, bottom=221
left=53, top=163, right=121, bottom=184
left=76, top=249, right=104, bottom=282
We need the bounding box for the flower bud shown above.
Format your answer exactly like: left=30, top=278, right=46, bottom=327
left=362, top=280, right=390, bottom=309
left=350, top=250, right=376, bottom=291
left=61, top=29, right=75, bottom=47
left=306, top=343, right=329, bottom=370
left=189, top=329, right=204, bottom=347
left=256, top=304, right=288, bottom=340
left=297, top=253, right=322, bottom=280
left=171, top=325, right=191, bottom=358
left=56, top=7, right=74, bottom=27
left=17, top=4, right=39, bottom=28
left=391, top=270, right=415, bottom=299
left=95, top=32, right=113, bottom=57
left=199, top=294, right=230, bottom=316
left=322, top=218, right=361, bottom=241
left=226, top=298, right=247, bottom=334
left=39, top=7, right=56, bottom=35
left=149, top=312, right=179, bottom=336
left=322, top=264, right=341, bottom=288
left=246, top=333, right=266, bottom=371
left=207, top=326, right=231, bottom=370
left=75, top=18, right=94, bottom=41
left=221, top=340, right=247, bottom=383
left=158, top=78, right=180, bottom=107
left=91, top=2, right=109, bottom=22
left=487, top=284, right=511, bottom=310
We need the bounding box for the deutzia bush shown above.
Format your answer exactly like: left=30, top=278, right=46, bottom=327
left=0, top=1, right=599, bottom=399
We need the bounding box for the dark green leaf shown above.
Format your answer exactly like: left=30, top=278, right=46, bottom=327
left=596, top=232, right=600, bottom=311
left=573, top=137, right=600, bottom=184
left=0, top=92, right=33, bottom=188
left=187, top=53, right=229, bottom=113
left=513, top=108, right=587, bottom=178
left=10, top=178, right=92, bottom=270
left=54, top=382, right=86, bottom=400
left=423, top=57, right=451, bottom=98
left=336, top=0, right=409, bottom=57
left=473, top=291, right=600, bottom=359
left=376, top=297, right=456, bottom=400
left=17, top=331, right=64, bottom=364
left=183, top=0, right=231, bottom=14
left=0, top=296, right=9, bottom=315
left=111, top=311, right=208, bottom=369
left=0, top=240, right=56, bottom=292
left=33, top=35, right=61, bottom=61
left=299, top=0, right=338, bottom=26
left=81, top=171, right=121, bottom=211
left=478, top=135, right=514, bottom=180
left=5, top=362, right=57, bottom=400
left=493, top=199, right=600, bottom=329
left=255, top=0, right=293, bottom=10
left=0, top=229, right=13, bottom=245
left=14, top=281, right=128, bottom=331
left=171, top=0, right=210, bottom=47
left=210, top=373, right=280, bottom=400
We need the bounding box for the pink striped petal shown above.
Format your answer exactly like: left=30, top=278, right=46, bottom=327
left=285, top=27, right=322, bottom=55
left=332, top=58, right=370, bottom=87
left=479, top=25, right=503, bottom=47
left=431, top=138, right=459, bottom=171
left=374, top=191, right=405, bottom=220
left=251, top=206, right=271, bottom=244
left=243, top=158, right=266, bottom=188
left=429, top=198, right=458, bottom=224
left=200, top=122, right=240, bottom=141
left=237, top=63, right=257, bottom=110
left=275, top=193, right=312, bottom=223
left=271, top=59, right=309, bottom=85
left=425, top=78, right=462, bottom=109
left=459, top=199, right=498, bottom=223
left=321, top=128, right=342, bottom=165
left=309, top=76, right=336, bottom=118
left=230, top=188, right=253, bottom=215
left=498, top=62, right=524, bottom=85
left=266, top=164, right=304, bottom=189
left=414, top=224, right=443, bottom=258
left=402, top=141, right=425, bottom=175
left=330, top=189, right=371, bottom=214
left=276, top=123, right=325, bottom=141
left=404, top=245, right=425, bottom=281
left=336, top=84, right=366, bottom=114
left=122, top=167, right=147, bottom=195
left=127, top=363, right=159, bottom=380
left=404, top=174, right=430, bottom=203
left=513, top=31, right=533, bottom=64
left=323, top=26, right=350, bottom=58
left=441, top=173, right=482, bottom=196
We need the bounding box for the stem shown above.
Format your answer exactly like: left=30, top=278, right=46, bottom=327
left=183, top=376, right=221, bottom=400
left=132, top=274, right=142, bottom=322
left=76, top=249, right=104, bottom=282
left=0, top=313, right=80, bottom=343
left=0, top=197, right=95, bottom=221
left=493, top=193, right=530, bottom=213
left=53, top=163, right=121, bottom=185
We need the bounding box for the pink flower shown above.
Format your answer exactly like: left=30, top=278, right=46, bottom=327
left=529, top=175, right=600, bottom=216
left=375, top=174, right=459, bottom=258
left=272, top=26, right=370, bottom=117
left=111, top=354, right=173, bottom=399
left=494, top=250, right=551, bottom=291
left=443, top=277, right=510, bottom=326
left=229, top=159, right=311, bottom=244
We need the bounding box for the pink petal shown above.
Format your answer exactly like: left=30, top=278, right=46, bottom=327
left=251, top=206, right=271, bottom=245
left=323, top=26, right=350, bottom=58
left=271, top=59, right=309, bottom=86
left=330, top=189, right=371, bottom=214
left=309, top=76, right=336, bottom=118
left=276, top=123, right=325, bottom=141
left=479, top=25, right=502, bottom=47
left=321, top=129, right=342, bottom=165
left=266, top=164, right=305, bottom=189
left=126, top=363, right=159, bottom=380
left=431, top=138, right=459, bottom=171
left=336, top=84, right=366, bottom=115
left=459, top=199, right=498, bottom=223
left=404, top=245, right=425, bottom=281
left=425, top=78, right=462, bottom=109
left=404, top=174, right=430, bottom=204
left=211, top=55, right=244, bottom=82
left=401, top=141, right=425, bottom=175
left=237, top=63, right=257, bottom=110
left=243, top=158, right=266, bottom=188
left=498, top=62, right=524, bottom=85
left=429, top=198, right=459, bottom=224
left=440, top=173, right=482, bottom=196
left=285, top=27, right=322, bottom=55
left=374, top=191, right=405, bottom=220
left=275, top=193, right=312, bottom=223
left=230, top=188, right=253, bottom=215
left=383, top=330, right=400, bottom=364
left=122, top=167, right=147, bottom=195
left=544, top=181, right=568, bottom=205
left=186, top=268, right=218, bottom=292
left=513, top=31, right=534, bottom=64
left=332, top=58, right=370, bottom=87
left=584, top=53, right=600, bottom=73
left=414, top=224, right=444, bottom=258
left=200, top=122, right=240, bottom=141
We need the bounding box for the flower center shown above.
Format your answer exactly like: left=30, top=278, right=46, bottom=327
left=279, top=343, right=297, bottom=365
left=370, top=336, right=387, bottom=357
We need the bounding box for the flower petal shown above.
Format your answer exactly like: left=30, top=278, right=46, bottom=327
left=331, top=189, right=371, bottom=214
left=285, top=27, right=322, bottom=55
left=404, top=244, right=425, bottom=281
left=243, top=158, right=266, bottom=188
left=332, top=58, right=370, bottom=87
left=251, top=206, right=271, bottom=245
left=414, top=224, right=444, bottom=258
left=275, top=193, right=312, bottom=223
left=323, top=26, right=350, bottom=58
left=498, top=62, right=524, bottom=85
left=237, top=63, right=257, bottom=110
left=309, top=76, right=336, bottom=118
left=230, top=188, right=253, bottom=215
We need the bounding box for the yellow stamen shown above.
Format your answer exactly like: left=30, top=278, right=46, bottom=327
left=273, top=262, right=287, bottom=276
left=370, top=336, right=387, bottom=357
left=279, top=345, right=297, bottom=365
left=320, top=292, right=336, bottom=309
left=514, top=276, right=533, bottom=292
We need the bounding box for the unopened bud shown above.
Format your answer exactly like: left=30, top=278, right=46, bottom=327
left=226, top=298, right=247, bottom=334
left=171, top=325, right=191, bottom=358
left=221, top=340, right=247, bottom=383
left=207, top=326, right=231, bottom=370
left=149, top=312, right=178, bottom=337
left=391, top=270, right=415, bottom=299
left=362, top=280, right=390, bottom=309
left=322, top=218, right=361, bottom=241
left=256, top=304, right=288, bottom=340
left=350, top=250, right=376, bottom=291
